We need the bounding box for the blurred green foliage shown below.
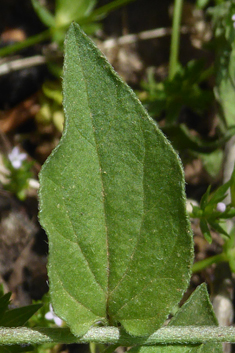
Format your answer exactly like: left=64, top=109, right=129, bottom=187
left=0, top=0, right=135, bottom=57
left=36, top=81, right=64, bottom=132
left=138, top=0, right=235, bottom=179
left=139, top=60, right=213, bottom=125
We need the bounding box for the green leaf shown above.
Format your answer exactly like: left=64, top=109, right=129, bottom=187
left=79, top=0, right=136, bottom=25
left=169, top=283, right=218, bottom=326
left=0, top=284, right=5, bottom=298
left=31, top=0, right=56, bottom=28
left=0, top=293, right=11, bottom=318
left=161, top=124, right=235, bottom=154
left=39, top=23, right=193, bottom=337
left=0, top=345, right=34, bottom=353
left=0, top=304, right=42, bottom=327
left=196, top=0, right=210, bottom=9
left=206, top=181, right=230, bottom=207
left=200, top=219, right=212, bottom=243
left=208, top=220, right=229, bottom=238
left=216, top=45, right=235, bottom=126
left=42, top=81, right=63, bottom=105
left=230, top=163, right=235, bottom=207
left=128, top=284, right=222, bottom=352
left=200, top=185, right=211, bottom=210
left=213, top=1, right=235, bottom=128
left=199, top=149, right=223, bottom=179
left=167, top=283, right=222, bottom=353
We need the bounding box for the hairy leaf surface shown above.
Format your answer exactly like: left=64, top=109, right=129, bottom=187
left=129, top=284, right=222, bottom=352
left=39, top=23, right=193, bottom=337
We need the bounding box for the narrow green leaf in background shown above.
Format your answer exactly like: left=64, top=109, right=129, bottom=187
left=39, top=23, right=193, bottom=337
left=0, top=345, right=35, bottom=353
left=212, top=1, right=235, bottom=128
left=128, top=283, right=222, bottom=352
left=230, top=164, right=235, bottom=207
left=0, top=303, right=42, bottom=327
left=0, top=293, right=11, bottom=318
left=216, top=43, right=235, bottom=128
left=31, top=0, right=56, bottom=28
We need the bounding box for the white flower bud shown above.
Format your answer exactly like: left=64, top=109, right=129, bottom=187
left=216, top=202, right=226, bottom=213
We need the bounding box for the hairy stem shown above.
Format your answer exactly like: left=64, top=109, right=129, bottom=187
left=2, top=326, right=235, bottom=346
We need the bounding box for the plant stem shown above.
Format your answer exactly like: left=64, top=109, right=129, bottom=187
left=0, top=29, right=51, bottom=57
left=2, top=326, right=235, bottom=345
left=169, top=0, right=183, bottom=80
left=192, top=252, right=228, bottom=273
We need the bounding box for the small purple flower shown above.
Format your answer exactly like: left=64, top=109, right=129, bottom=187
left=45, top=304, right=63, bottom=326
left=8, top=147, right=27, bottom=169
left=216, top=202, right=226, bottom=213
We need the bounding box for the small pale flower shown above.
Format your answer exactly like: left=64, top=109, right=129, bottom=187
left=45, top=304, right=63, bottom=326
left=232, top=14, right=235, bottom=28
left=216, top=202, right=226, bottom=213
left=8, top=147, right=27, bottom=169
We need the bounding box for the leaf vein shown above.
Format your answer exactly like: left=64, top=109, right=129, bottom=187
left=54, top=266, right=101, bottom=317
left=61, top=195, right=106, bottom=294
left=70, top=118, right=96, bottom=148
left=108, top=134, right=146, bottom=297
left=114, top=277, right=176, bottom=317
left=44, top=176, right=106, bottom=294
left=76, top=47, right=110, bottom=317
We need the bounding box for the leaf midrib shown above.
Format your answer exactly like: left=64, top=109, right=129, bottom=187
left=74, top=32, right=150, bottom=321
left=76, top=39, right=111, bottom=322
